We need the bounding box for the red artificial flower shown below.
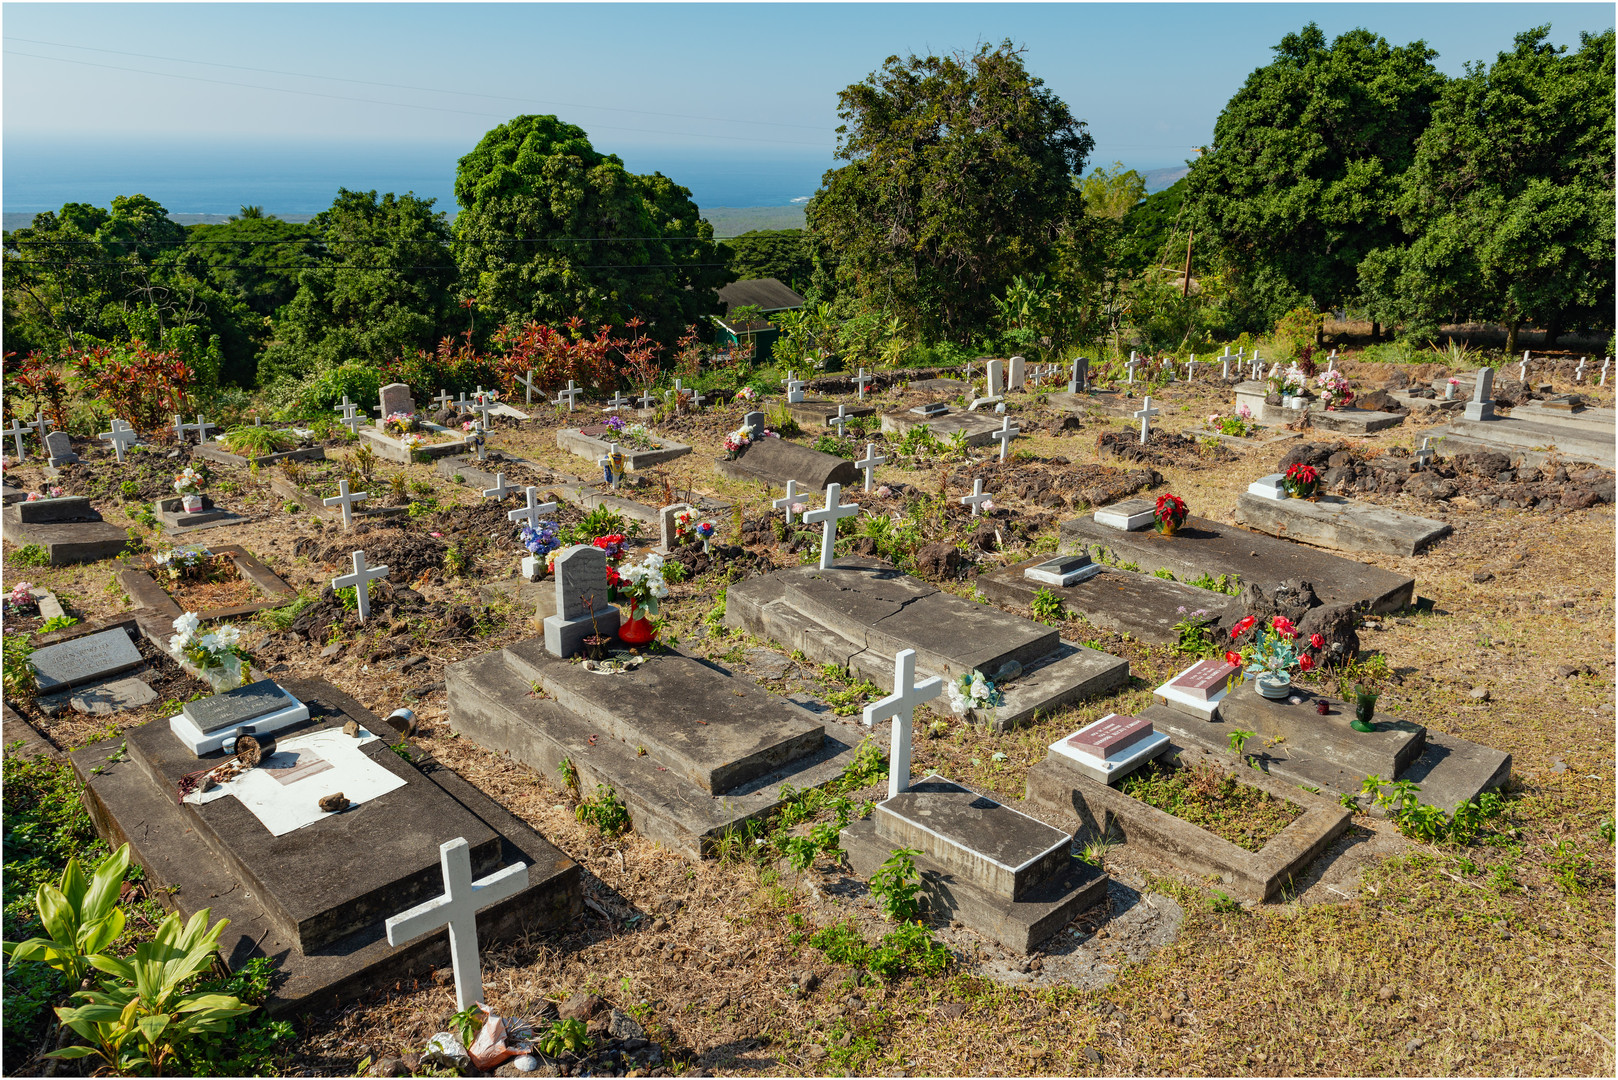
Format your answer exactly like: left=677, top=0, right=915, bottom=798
left=1154, top=492, right=1188, bottom=525
left=604, top=566, right=622, bottom=587
left=1231, top=615, right=1256, bottom=638
left=1298, top=654, right=1315, bottom=672
left=1310, top=633, right=1325, bottom=649
left=1285, top=463, right=1319, bottom=484
left=1224, top=650, right=1242, bottom=667
left=1272, top=616, right=1295, bottom=634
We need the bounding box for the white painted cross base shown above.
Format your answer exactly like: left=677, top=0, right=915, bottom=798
left=521, top=555, right=543, bottom=581
left=385, top=837, right=529, bottom=1012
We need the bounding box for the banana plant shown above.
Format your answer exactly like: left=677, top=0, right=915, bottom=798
left=48, top=907, right=253, bottom=1076
left=3, top=842, right=131, bottom=985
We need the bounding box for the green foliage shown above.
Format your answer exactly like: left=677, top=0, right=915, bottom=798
left=219, top=425, right=294, bottom=458
left=808, top=919, right=950, bottom=980
left=812, top=433, right=855, bottom=458
left=1227, top=729, right=1255, bottom=755
left=11, top=544, right=51, bottom=568
left=867, top=848, right=924, bottom=922
left=807, top=41, right=1093, bottom=343
left=1186, top=572, right=1242, bottom=596
left=39, top=615, right=79, bottom=633
left=539, top=1017, right=593, bottom=1056
left=575, top=784, right=631, bottom=838
left=1029, top=586, right=1065, bottom=623
left=47, top=907, right=254, bottom=1076
left=3, top=842, right=130, bottom=986
left=170, top=957, right=294, bottom=1077
left=556, top=757, right=581, bottom=800
left=722, top=229, right=814, bottom=294
left=1548, top=839, right=1600, bottom=895
left=449, top=1003, right=483, bottom=1046
left=1173, top=609, right=1219, bottom=657
left=257, top=595, right=313, bottom=633
left=561, top=505, right=628, bottom=547
left=3, top=634, right=39, bottom=704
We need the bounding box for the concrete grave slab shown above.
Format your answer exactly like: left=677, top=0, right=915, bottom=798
left=1233, top=493, right=1453, bottom=558
left=1306, top=407, right=1406, bottom=434
left=154, top=495, right=248, bottom=535
left=37, top=676, right=158, bottom=718
left=119, top=544, right=297, bottom=624
left=31, top=627, right=145, bottom=693
left=876, top=777, right=1071, bottom=899
left=194, top=441, right=326, bottom=469
left=975, top=558, right=1244, bottom=646
left=1432, top=416, right=1616, bottom=471
left=359, top=423, right=466, bottom=464
left=12, top=495, right=96, bottom=524
left=714, top=438, right=858, bottom=491
left=557, top=427, right=691, bottom=470
left=1025, top=745, right=1352, bottom=903
left=784, top=400, right=876, bottom=430
left=1092, top=499, right=1155, bottom=531
left=907, top=378, right=969, bottom=394
left=70, top=678, right=580, bottom=1016
left=880, top=408, right=1004, bottom=448
left=2, top=498, right=130, bottom=565
left=1060, top=513, right=1417, bottom=615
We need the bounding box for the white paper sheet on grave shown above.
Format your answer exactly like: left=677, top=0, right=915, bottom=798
left=185, top=727, right=406, bottom=836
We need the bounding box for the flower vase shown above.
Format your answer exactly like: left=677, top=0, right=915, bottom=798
left=521, top=555, right=542, bottom=582
left=182, top=494, right=203, bottom=513
left=1445, top=384, right=1456, bottom=400
left=1255, top=672, right=1292, bottom=699
left=619, top=603, right=655, bottom=645
left=1351, top=689, right=1379, bottom=732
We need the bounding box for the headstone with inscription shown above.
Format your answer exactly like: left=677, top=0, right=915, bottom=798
left=377, top=383, right=416, bottom=420
left=1093, top=498, right=1156, bottom=532
left=659, top=502, right=693, bottom=554
left=543, top=546, right=621, bottom=657
left=1463, top=367, right=1496, bottom=422
left=1049, top=712, right=1170, bottom=783
left=30, top=628, right=144, bottom=693
left=171, top=678, right=311, bottom=755
left=45, top=431, right=78, bottom=467
left=1007, top=355, right=1025, bottom=391
left=1154, top=657, right=1241, bottom=719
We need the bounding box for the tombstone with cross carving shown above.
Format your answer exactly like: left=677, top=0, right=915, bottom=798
left=543, top=545, right=620, bottom=657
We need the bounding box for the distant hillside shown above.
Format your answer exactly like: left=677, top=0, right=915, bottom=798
left=1143, top=166, right=1189, bottom=194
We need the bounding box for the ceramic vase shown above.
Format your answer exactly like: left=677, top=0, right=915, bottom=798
left=619, top=604, right=655, bottom=645
left=182, top=494, right=203, bottom=513
left=1255, top=672, right=1292, bottom=699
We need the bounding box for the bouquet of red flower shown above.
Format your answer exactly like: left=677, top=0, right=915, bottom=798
left=592, top=533, right=628, bottom=562
left=1284, top=463, right=1320, bottom=498
left=1154, top=493, right=1188, bottom=535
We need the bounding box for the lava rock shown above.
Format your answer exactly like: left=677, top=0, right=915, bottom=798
left=559, top=993, right=603, bottom=1022
left=914, top=542, right=960, bottom=580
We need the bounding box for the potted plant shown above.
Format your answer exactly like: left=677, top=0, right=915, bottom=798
left=174, top=466, right=206, bottom=513
left=518, top=520, right=560, bottom=581
left=1232, top=614, right=1302, bottom=699
left=1283, top=463, right=1321, bottom=499
left=615, top=553, right=669, bottom=645
left=167, top=612, right=249, bottom=694
left=1154, top=493, right=1188, bottom=537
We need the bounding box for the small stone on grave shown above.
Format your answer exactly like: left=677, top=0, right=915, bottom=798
left=1092, top=498, right=1156, bottom=531
left=1167, top=658, right=1240, bottom=702
left=182, top=678, right=296, bottom=734
left=1023, top=554, right=1101, bottom=587
left=319, top=792, right=350, bottom=813
left=30, top=628, right=144, bottom=693
left=1247, top=474, right=1289, bottom=500
left=1066, top=713, right=1154, bottom=759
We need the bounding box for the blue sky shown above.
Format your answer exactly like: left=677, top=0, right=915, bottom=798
left=5, top=3, right=1613, bottom=176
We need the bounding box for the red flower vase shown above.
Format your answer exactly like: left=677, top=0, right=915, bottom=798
left=619, top=604, right=656, bottom=646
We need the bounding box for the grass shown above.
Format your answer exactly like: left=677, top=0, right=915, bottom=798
left=1118, top=760, right=1304, bottom=852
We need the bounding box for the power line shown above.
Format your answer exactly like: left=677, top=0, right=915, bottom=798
left=9, top=36, right=832, bottom=133
left=4, top=49, right=831, bottom=149
left=4, top=234, right=813, bottom=247
left=6, top=258, right=735, bottom=271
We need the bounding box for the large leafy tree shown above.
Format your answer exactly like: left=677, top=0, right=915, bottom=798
left=1185, top=24, right=1446, bottom=332
left=721, top=229, right=815, bottom=294
left=258, top=188, right=457, bottom=385
left=452, top=115, right=732, bottom=343
left=806, top=41, right=1093, bottom=343
left=1365, top=26, right=1615, bottom=352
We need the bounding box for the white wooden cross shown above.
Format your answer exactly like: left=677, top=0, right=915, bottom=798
left=471, top=395, right=498, bottom=429
left=1185, top=355, right=1197, bottom=381
left=1222, top=356, right=1231, bottom=379
left=333, top=549, right=389, bottom=622
left=384, top=837, right=529, bottom=1012
left=1327, top=350, right=1337, bottom=374
left=553, top=381, right=582, bottom=411
left=1602, top=357, right=1611, bottom=387
left=855, top=443, right=887, bottom=492
left=802, top=483, right=858, bottom=571
left=335, top=395, right=356, bottom=416
left=1126, top=352, right=1139, bottom=384
left=339, top=409, right=365, bottom=436
left=1519, top=355, right=1529, bottom=382
left=453, top=392, right=473, bottom=413
left=606, top=392, right=632, bottom=410
left=5, top=416, right=31, bottom=460
left=98, top=422, right=139, bottom=463
left=432, top=389, right=454, bottom=412
left=480, top=472, right=515, bottom=501
left=1133, top=396, right=1159, bottom=445
left=515, top=369, right=538, bottom=405
left=598, top=444, right=624, bottom=489
left=862, top=649, right=943, bottom=800
left=689, top=389, right=707, bottom=411
left=171, top=414, right=196, bottom=443
left=992, top=414, right=1019, bottom=461
left=507, top=486, right=558, bottom=531
left=785, top=373, right=806, bottom=404
left=1415, top=436, right=1434, bottom=470
left=960, top=478, right=991, bottom=516
left=854, top=368, right=872, bottom=400
left=1575, top=358, right=1586, bottom=383
left=322, top=480, right=370, bottom=529
left=828, top=404, right=850, bottom=437
left=637, top=388, right=657, bottom=410
left=773, top=479, right=803, bottom=524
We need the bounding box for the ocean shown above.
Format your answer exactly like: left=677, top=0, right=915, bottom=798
left=2, top=135, right=838, bottom=221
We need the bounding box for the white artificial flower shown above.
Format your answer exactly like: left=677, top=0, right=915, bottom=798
left=172, top=612, right=201, bottom=638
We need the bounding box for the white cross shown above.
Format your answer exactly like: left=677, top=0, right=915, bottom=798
left=321, top=479, right=370, bottom=528
left=1133, top=396, right=1159, bottom=445
left=480, top=472, right=515, bottom=501
left=854, top=368, right=872, bottom=400
left=172, top=414, right=196, bottom=443
left=606, top=392, right=631, bottom=409
left=1126, top=352, right=1139, bottom=384
left=1251, top=357, right=1263, bottom=380
left=781, top=370, right=797, bottom=395
left=1416, top=436, right=1434, bottom=469
left=1185, top=355, right=1197, bottom=381
left=689, top=389, right=706, bottom=410
left=432, top=389, right=454, bottom=412
left=332, top=550, right=389, bottom=622
left=785, top=373, right=806, bottom=404
left=598, top=444, right=624, bottom=489
left=855, top=443, right=886, bottom=492
left=862, top=649, right=943, bottom=800
left=1327, top=350, right=1337, bottom=373
left=1575, top=358, right=1586, bottom=383
left=553, top=381, right=581, bottom=411
left=802, top=483, right=858, bottom=571
left=507, top=486, right=558, bottom=532
left=1222, top=357, right=1231, bottom=379
left=1520, top=356, right=1529, bottom=381
left=515, top=369, right=538, bottom=405
left=1602, top=357, right=1611, bottom=386
left=5, top=416, right=31, bottom=459
left=637, top=388, right=658, bottom=410
left=992, top=414, right=1019, bottom=461
left=98, top=422, right=139, bottom=463
left=773, top=479, right=803, bottom=524
left=384, top=837, right=529, bottom=1013
left=828, top=404, right=849, bottom=437
left=471, top=395, right=498, bottom=429
left=335, top=395, right=355, bottom=416
left=339, top=410, right=365, bottom=436
left=960, top=478, right=991, bottom=516
left=453, top=392, right=473, bottom=413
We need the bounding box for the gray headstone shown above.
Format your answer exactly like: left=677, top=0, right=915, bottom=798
left=1471, top=366, right=1494, bottom=404
left=45, top=430, right=77, bottom=466
left=1068, top=356, right=1089, bottom=393
left=554, top=545, right=610, bottom=622
left=660, top=502, right=694, bottom=553
left=985, top=358, right=1005, bottom=397
left=65, top=676, right=158, bottom=717
left=1007, top=355, right=1025, bottom=390
left=30, top=628, right=144, bottom=693
left=743, top=411, right=766, bottom=439
left=378, top=382, right=416, bottom=419
left=181, top=678, right=292, bottom=734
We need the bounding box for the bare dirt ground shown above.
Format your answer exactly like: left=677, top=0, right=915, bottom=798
left=4, top=352, right=1613, bottom=1077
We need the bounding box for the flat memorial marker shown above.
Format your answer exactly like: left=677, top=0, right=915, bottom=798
left=1049, top=712, right=1172, bottom=783
left=30, top=628, right=145, bottom=693
left=1023, top=553, right=1101, bottom=587
left=182, top=678, right=299, bottom=734
left=1155, top=658, right=1240, bottom=719
left=1247, top=474, right=1288, bottom=500
left=1093, top=498, right=1155, bottom=531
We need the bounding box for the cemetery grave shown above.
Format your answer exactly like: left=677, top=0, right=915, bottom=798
left=118, top=542, right=298, bottom=633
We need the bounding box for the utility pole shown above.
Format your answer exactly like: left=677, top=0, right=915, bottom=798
left=1181, top=229, right=1194, bottom=298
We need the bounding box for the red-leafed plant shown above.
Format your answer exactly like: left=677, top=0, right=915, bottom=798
left=1284, top=463, right=1320, bottom=498
left=68, top=345, right=192, bottom=434
left=6, top=351, right=72, bottom=431
left=1154, top=493, right=1188, bottom=530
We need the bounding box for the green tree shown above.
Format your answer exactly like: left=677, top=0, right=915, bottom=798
left=806, top=41, right=1093, bottom=344
left=721, top=229, right=815, bottom=293
left=182, top=214, right=318, bottom=320
left=1078, top=161, right=1146, bottom=221
left=452, top=115, right=731, bottom=344
left=1186, top=23, right=1446, bottom=336
left=1369, top=26, right=1615, bottom=352
left=258, top=188, right=457, bottom=387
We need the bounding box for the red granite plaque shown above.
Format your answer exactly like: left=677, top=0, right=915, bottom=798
left=1169, top=659, right=1239, bottom=701
left=1066, top=714, right=1153, bottom=759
